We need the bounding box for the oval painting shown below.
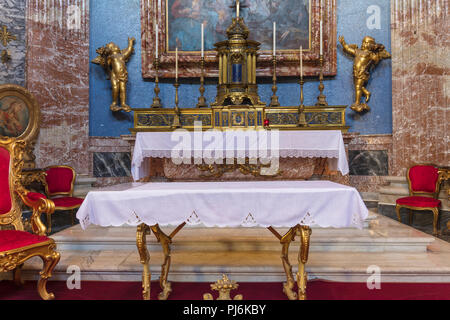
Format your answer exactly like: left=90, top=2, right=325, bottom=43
left=0, top=95, right=30, bottom=138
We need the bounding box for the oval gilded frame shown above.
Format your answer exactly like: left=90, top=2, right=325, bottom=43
left=0, top=84, right=40, bottom=143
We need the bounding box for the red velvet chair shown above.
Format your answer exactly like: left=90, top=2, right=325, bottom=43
left=43, top=165, right=84, bottom=233
left=395, top=165, right=443, bottom=235
left=0, top=137, right=60, bottom=300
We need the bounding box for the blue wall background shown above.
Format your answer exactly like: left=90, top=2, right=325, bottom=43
left=89, top=0, right=391, bottom=137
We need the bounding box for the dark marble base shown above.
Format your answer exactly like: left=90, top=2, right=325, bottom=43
left=349, top=150, right=389, bottom=176
left=378, top=204, right=450, bottom=242
left=22, top=209, right=79, bottom=235
left=93, top=152, right=131, bottom=178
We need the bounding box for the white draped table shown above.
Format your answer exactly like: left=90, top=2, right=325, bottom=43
left=131, top=130, right=349, bottom=181
left=77, top=180, right=368, bottom=300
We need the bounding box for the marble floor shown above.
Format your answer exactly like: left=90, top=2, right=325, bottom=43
left=4, top=211, right=450, bottom=284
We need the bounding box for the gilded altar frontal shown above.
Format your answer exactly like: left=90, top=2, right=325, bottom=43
left=0, top=0, right=449, bottom=305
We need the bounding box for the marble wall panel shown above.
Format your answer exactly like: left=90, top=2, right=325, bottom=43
left=391, top=0, right=449, bottom=176
left=93, top=152, right=131, bottom=178
left=348, top=150, right=389, bottom=176
left=0, top=0, right=26, bottom=86
left=26, top=0, right=90, bottom=174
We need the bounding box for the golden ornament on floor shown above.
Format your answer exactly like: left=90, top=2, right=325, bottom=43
left=203, top=274, right=243, bottom=300
left=339, top=35, right=391, bottom=113
left=91, top=37, right=136, bottom=112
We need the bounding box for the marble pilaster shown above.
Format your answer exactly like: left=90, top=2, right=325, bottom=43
left=391, top=0, right=449, bottom=175
left=26, top=0, right=90, bottom=174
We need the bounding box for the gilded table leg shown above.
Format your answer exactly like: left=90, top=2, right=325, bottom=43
left=268, top=226, right=298, bottom=300
left=297, top=225, right=312, bottom=300
left=151, top=224, right=173, bottom=300
left=136, top=223, right=151, bottom=300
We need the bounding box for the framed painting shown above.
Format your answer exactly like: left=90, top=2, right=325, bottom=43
left=141, top=0, right=337, bottom=78
left=0, top=84, right=40, bottom=143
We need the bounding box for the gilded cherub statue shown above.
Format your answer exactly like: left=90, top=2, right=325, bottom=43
left=339, top=35, right=391, bottom=113
left=92, top=37, right=136, bottom=112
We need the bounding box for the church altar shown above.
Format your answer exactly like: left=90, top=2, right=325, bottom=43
left=76, top=180, right=368, bottom=300
left=131, top=130, right=349, bottom=182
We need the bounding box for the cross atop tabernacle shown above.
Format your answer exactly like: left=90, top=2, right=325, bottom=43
left=229, top=0, right=248, bottom=18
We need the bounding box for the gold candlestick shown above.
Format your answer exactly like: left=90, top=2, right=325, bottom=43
left=172, top=81, right=181, bottom=128
left=196, top=57, right=208, bottom=108
left=151, top=57, right=163, bottom=108
left=315, top=54, right=328, bottom=106
left=269, top=56, right=280, bottom=107
left=298, top=77, right=307, bottom=127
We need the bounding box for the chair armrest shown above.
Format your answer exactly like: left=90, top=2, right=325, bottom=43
left=16, top=188, right=55, bottom=236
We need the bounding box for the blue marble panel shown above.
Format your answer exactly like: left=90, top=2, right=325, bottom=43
left=348, top=150, right=388, bottom=176
left=0, top=0, right=26, bottom=86
left=93, top=152, right=131, bottom=178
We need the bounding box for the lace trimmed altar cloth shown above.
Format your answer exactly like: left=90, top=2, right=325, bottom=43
left=131, top=130, right=349, bottom=181
left=77, top=181, right=368, bottom=230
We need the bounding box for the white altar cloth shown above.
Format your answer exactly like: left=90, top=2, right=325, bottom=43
left=131, top=130, right=349, bottom=181
left=77, top=181, right=368, bottom=230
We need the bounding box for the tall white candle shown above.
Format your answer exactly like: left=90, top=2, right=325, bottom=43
left=201, top=23, right=204, bottom=58
left=320, top=20, right=323, bottom=56
left=273, top=22, right=276, bottom=56
left=175, top=47, right=178, bottom=79
left=237, top=0, right=240, bottom=17
left=300, top=46, right=303, bottom=77
left=155, top=24, right=159, bottom=58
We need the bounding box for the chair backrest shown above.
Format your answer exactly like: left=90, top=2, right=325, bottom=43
left=0, top=137, right=26, bottom=230
left=407, top=165, right=441, bottom=198
left=44, top=165, right=76, bottom=197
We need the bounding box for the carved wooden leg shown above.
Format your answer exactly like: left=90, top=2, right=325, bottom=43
left=150, top=224, right=173, bottom=300
left=395, top=205, right=402, bottom=222
left=136, top=223, right=151, bottom=300
left=409, top=209, right=414, bottom=225
left=432, top=208, right=440, bottom=236
left=37, top=245, right=60, bottom=300
left=297, top=225, right=312, bottom=300
left=13, top=263, right=24, bottom=286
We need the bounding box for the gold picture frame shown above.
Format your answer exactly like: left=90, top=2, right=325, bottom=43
left=0, top=84, right=41, bottom=168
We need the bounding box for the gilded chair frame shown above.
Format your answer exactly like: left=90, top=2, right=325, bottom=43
left=0, top=137, right=60, bottom=300
left=395, top=164, right=444, bottom=235
left=42, top=165, right=80, bottom=233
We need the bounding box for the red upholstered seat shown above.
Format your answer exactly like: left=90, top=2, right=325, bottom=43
left=0, top=229, right=50, bottom=252
left=43, top=165, right=83, bottom=233
left=52, top=197, right=84, bottom=208
left=395, top=164, right=443, bottom=235
left=396, top=196, right=441, bottom=208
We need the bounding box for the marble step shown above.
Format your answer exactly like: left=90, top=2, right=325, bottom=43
left=16, top=243, right=450, bottom=283
left=53, top=213, right=434, bottom=253
left=7, top=214, right=449, bottom=284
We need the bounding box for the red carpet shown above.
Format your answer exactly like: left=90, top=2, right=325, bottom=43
left=0, top=280, right=449, bottom=300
